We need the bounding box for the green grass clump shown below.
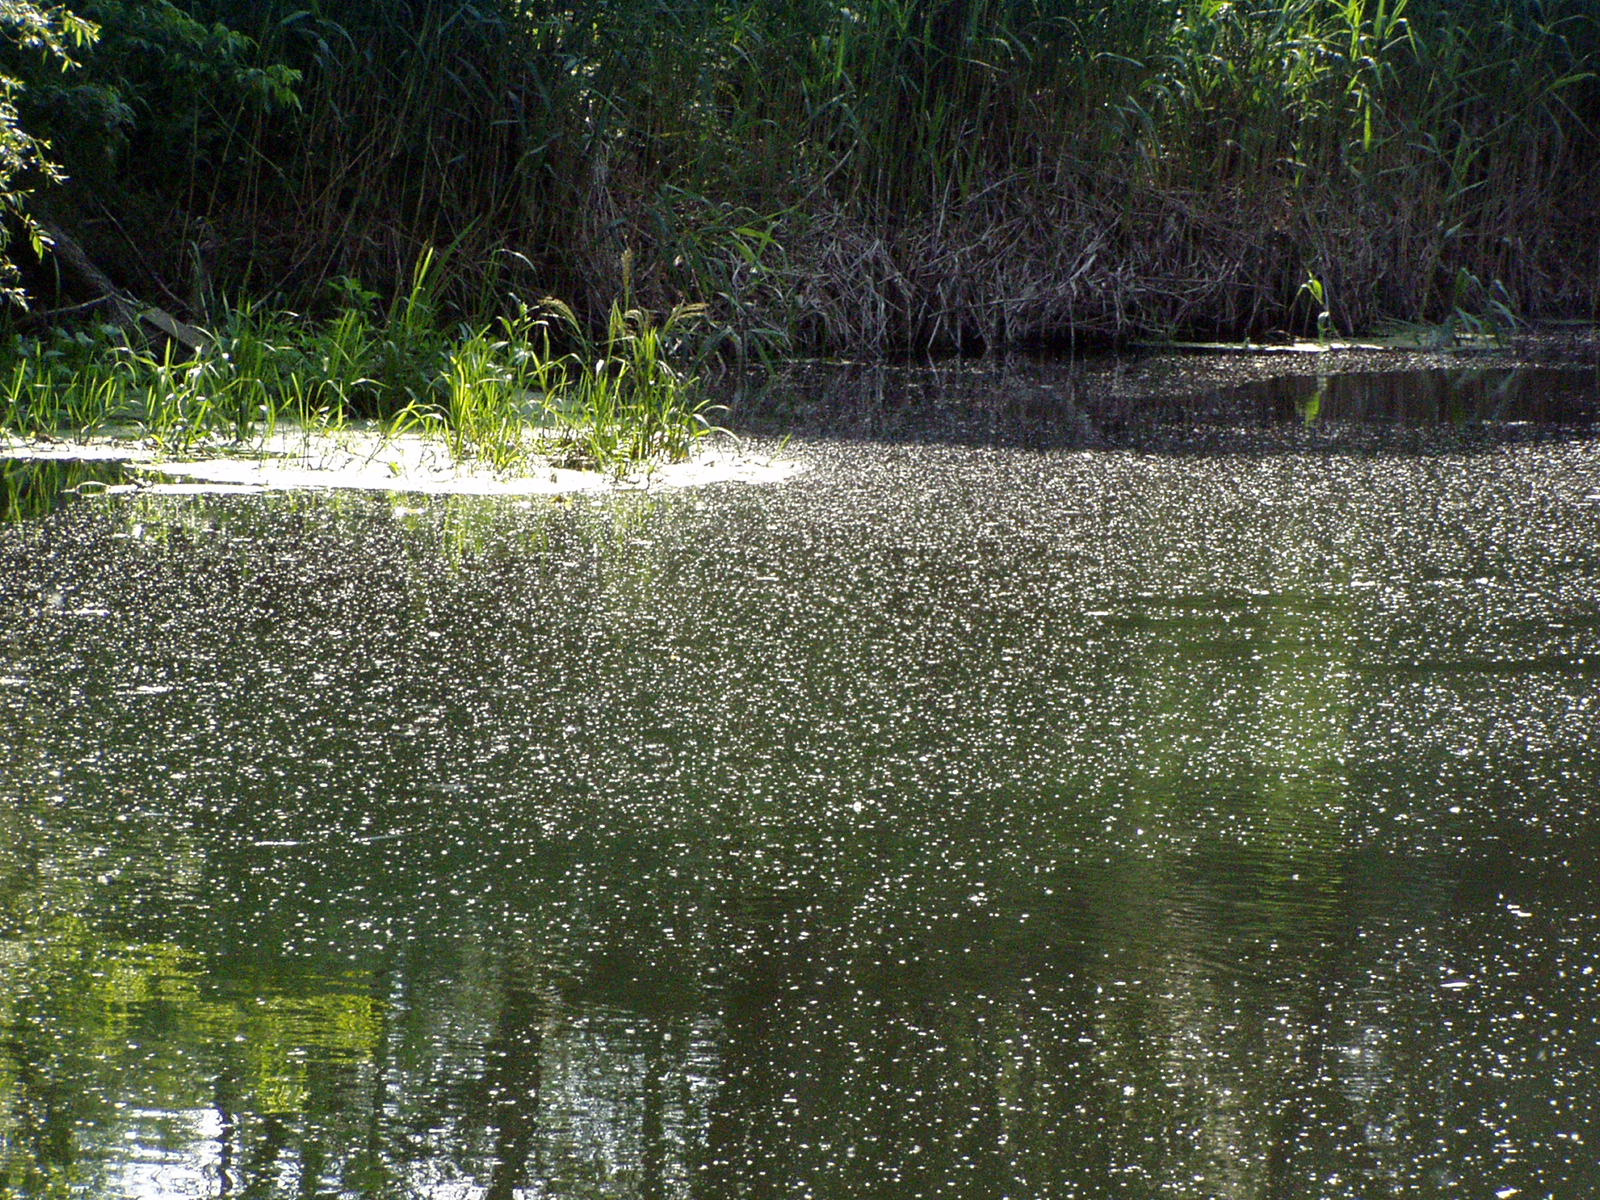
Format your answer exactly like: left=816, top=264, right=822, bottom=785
left=535, top=295, right=720, bottom=471
left=391, top=253, right=720, bottom=474
left=388, top=295, right=719, bottom=474
left=0, top=266, right=718, bottom=474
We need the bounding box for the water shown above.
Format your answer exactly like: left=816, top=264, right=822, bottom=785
left=0, top=458, right=129, bottom=524
left=1, top=366, right=1599, bottom=1198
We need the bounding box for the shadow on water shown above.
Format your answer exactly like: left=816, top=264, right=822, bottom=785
left=1208, top=365, right=1600, bottom=427
left=734, top=361, right=1600, bottom=453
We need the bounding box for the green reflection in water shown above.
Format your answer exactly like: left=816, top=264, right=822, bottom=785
left=0, top=460, right=126, bottom=524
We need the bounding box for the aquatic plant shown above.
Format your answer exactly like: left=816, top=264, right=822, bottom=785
left=534, top=290, right=720, bottom=472
left=428, top=319, right=543, bottom=472
left=383, top=290, right=719, bottom=474
left=0, top=262, right=718, bottom=473
left=1298, top=275, right=1337, bottom=345
left=0, top=323, right=136, bottom=437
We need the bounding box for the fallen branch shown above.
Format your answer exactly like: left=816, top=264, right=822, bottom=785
left=27, top=198, right=210, bottom=352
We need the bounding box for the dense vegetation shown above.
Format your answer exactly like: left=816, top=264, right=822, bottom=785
left=0, top=0, right=1596, bottom=454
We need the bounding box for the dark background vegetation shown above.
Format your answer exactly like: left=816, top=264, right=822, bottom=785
left=5, top=0, right=1599, bottom=353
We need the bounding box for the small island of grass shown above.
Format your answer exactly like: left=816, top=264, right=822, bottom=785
left=0, top=249, right=741, bottom=485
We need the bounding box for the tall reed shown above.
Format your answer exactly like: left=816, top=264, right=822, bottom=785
left=53, top=0, right=1600, bottom=351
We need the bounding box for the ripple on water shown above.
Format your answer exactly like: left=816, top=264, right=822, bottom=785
left=0, top=365, right=1598, bottom=1197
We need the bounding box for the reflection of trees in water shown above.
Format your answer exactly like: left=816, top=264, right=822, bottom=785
left=755, top=361, right=1600, bottom=454
left=0, top=796, right=1591, bottom=1196
left=476, top=956, right=543, bottom=1200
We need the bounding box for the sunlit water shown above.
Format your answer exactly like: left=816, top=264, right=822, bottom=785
left=1, top=365, right=1599, bottom=1198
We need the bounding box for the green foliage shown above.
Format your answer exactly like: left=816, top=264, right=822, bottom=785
left=0, top=0, right=97, bottom=304
left=532, top=291, right=720, bottom=472
left=1297, top=273, right=1336, bottom=343
left=391, top=296, right=720, bottom=474
left=223, top=0, right=1593, bottom=345
left=0, top=256, right=718, bottom=472
left=6, top=0, right=1598, bottom=345
left=16, top=0, right=298, bottom=181
left=0, top=0, right=298, bottom=316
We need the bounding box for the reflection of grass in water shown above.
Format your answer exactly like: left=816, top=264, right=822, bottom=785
left=386, top=491, right=560, bottom=573
left=0, top=459, right=125, bottom=524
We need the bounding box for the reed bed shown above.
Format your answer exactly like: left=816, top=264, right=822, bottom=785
left=21, top=0, right=1600, bottom=353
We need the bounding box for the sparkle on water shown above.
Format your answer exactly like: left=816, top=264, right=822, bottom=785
left=1, top=363, right=1598, bottom=1199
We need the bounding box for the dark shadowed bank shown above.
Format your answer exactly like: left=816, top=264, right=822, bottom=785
left=5, top=0, right=1598, bottom=359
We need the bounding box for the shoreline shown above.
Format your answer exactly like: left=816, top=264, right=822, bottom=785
left=4, top=328, right=1595, bottom=498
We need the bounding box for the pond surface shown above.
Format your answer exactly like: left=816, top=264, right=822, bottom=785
left=2, top=365, right=1599, bottom=1198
